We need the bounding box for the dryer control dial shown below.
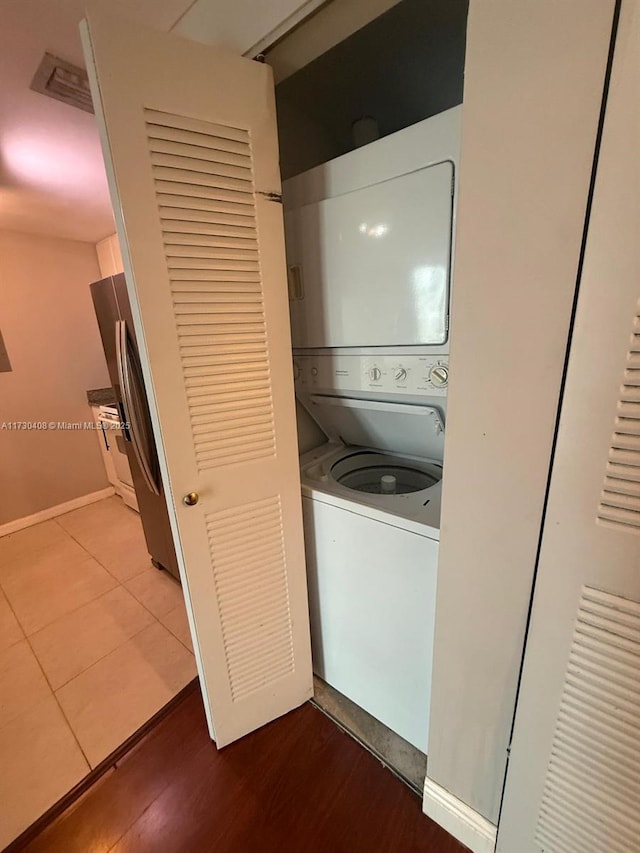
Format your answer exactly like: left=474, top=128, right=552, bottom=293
left=429, top=364, right=449, bottom=388
left=395, top=367, right=408, bottom=382
left=369, top=366, right=382, bottom=381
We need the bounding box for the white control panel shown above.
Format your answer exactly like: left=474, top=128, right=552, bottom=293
left=293, top=354, right=449, bottom=397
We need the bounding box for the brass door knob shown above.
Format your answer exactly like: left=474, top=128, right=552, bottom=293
left=183, top=492, right=199, bottom=507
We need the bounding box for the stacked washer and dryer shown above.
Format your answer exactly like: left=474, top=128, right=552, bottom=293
left=283, top=106, right=461, bottom=755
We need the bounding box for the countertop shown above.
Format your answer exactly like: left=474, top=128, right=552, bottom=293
left=87, top=387, right=117, bottom=407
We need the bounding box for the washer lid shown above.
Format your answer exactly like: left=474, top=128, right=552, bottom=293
left=307, top=394, right=445, bottom=459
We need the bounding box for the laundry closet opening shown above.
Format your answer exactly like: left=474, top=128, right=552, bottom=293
left=265, top=0, right=468, bottom=793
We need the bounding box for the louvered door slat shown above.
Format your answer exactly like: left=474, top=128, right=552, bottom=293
left=151, top=138, right=252, bottom=168
left=149, top=126, right=251, bottom=155
left=164, top=212, right=256, bottom=231
left=163, top=219, right=257, bottom=238
left=178, top=296, right=259, bottom=313
left=168, top=258, right=259, bottom=271
left=176, top=294, right=263, bottom=312
left=156, top=181, right=254, bottom=205
left=187, top=382, right=271, bottom=401
left=185, top=352, right=267, bottom=368
left=164, top=231, right=255, bottom=251
left=158, top=195, right=254, bottom=217
left=184, top=351, right=268, bottom=367
left=173, top=287, right=262, bottom=300
left=183, top=352, right=267, bottom=367
left=180, top=324, right=265, bottom=336
left=146, top=108, right=249, bottom=142
left=192, top=406, right=272, bottom=424
left=151, top=152, right=253, bottom=182
left=153, top=165, right=252, bottom=193
left=181, top=340, right=266, bottom=354
left=167, top=246, right=259, bottom=261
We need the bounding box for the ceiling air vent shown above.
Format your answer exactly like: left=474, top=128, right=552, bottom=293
left=30, top=52, right=94, bottom=114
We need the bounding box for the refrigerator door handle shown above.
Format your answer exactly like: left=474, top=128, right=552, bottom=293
left=115, top=320, right=161, bottom=496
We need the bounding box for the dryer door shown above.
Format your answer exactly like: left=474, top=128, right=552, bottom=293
left=286, top=162, right=453, bottom=348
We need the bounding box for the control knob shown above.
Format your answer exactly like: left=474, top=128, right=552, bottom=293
left=369, top=366, right=382, bottom=382
left=395, top=367, right=407, bottom=382
left=429, top=364, right=449, bottom=388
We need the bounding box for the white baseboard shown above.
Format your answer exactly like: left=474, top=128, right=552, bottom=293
left=0, top=487, right=116, bottom=538
left=423, top=775, right=497, bottom=853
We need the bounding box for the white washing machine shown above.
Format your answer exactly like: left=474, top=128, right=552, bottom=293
left=294, top=353, right=447, bottom=753
left=284, top=106, right=461, bottom=754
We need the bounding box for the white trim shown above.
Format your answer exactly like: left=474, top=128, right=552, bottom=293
left=422, top=776, right=497, bottom=853
left=243, top=0, right=325, bottom=57
left=0, top=487, right=116, bottom=538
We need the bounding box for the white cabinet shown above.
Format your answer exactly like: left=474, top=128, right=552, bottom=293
left=95, top=233, right=124, bottom=277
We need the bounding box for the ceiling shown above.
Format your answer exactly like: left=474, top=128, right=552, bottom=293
left=0, top=0, right=403, bottom=245
left=0, top=0, right=199, bottom=244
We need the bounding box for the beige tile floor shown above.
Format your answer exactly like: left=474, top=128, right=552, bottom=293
left=0, top=496, right=197, bottom=849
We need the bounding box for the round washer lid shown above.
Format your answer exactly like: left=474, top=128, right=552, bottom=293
left=306, top=394, right=445, bottom=460
left=331, top=451, right=442, bottom=495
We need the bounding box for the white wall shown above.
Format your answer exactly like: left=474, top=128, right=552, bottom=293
left=0, top=230, right=111, bottom=525
left=426, top=0, right=616, bottom=826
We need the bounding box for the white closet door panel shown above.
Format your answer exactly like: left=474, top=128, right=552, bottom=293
left=498, top=3, right=640, bottom=849
left=81, top=9, right=312, bottom=747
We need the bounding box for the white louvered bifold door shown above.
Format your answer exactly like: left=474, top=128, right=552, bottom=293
left=497, top=3, right=640, bottom=850
left=81, top=10, right=312, bottom=747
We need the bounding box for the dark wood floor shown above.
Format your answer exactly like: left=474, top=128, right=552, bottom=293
left=15, top=685, right=468, bottom=853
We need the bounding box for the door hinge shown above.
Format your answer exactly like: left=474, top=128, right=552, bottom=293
left=257, top=191, right=282, bottom=203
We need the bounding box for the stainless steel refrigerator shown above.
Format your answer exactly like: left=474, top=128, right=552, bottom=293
left=91, top=274, right=179, bottom=580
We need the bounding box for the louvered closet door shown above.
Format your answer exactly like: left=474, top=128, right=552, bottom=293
left=81, top=9, right=312, bottom=747
left=497, top=3, right=640, bottom=850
